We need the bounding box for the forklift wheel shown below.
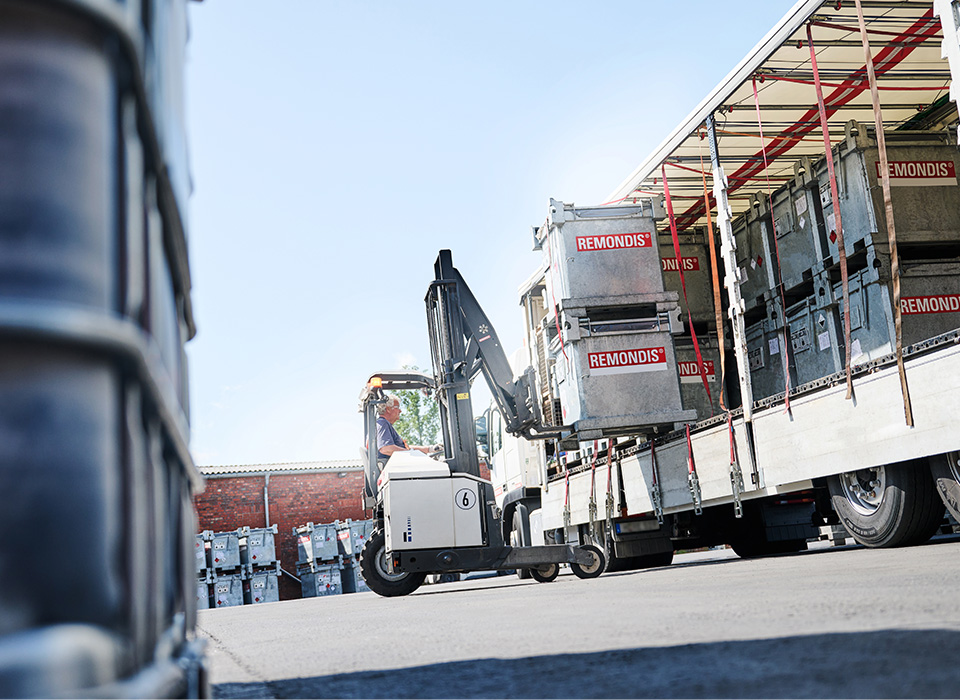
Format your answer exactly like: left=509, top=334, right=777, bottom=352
left=570, top=544, right=606, bottom=579
left=359, top=530, right=426, bottom=597
left=530, top=563, right=559, bottom=583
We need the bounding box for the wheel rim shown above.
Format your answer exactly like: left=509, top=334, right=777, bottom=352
left=374, top=545, right=408, bottom=582
left=947, top=452, right=960, bottom=483
left=839, top=465, right=886, bottom=516
left=579, top=550, right=602, bottom=576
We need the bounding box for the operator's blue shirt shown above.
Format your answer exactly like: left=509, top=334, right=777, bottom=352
left=376, top=416, right=406, bottom=461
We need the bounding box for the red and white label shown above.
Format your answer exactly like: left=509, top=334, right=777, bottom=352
left=875, top=160, right=957, bottom=187
left=587, top=347, right=667, bottom=376
left=662, top=256, right=701, bottom=272
left=575, top=232, right=651, bottom=252
left=678, top=360, right=716, bottom=384
left=900, top=295, right=960, bottom=315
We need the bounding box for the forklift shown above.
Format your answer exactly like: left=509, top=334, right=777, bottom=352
left=357, top=251, right=605, bottom=597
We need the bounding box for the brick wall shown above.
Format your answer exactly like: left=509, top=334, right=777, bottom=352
left=194, top=470, right=367, bottom=600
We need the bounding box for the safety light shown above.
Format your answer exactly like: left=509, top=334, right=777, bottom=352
left=369, top=376, right=382, bottom=389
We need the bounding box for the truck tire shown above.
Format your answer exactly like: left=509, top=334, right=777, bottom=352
left=530, top=563, right=559, bottom=583
left=827, top=460, right=944, bottom=548
left=929, top=451, right=960, bottom=523
left=359, top=530, right=426, bottom=597
left=570, top=545, right=606, bottom=579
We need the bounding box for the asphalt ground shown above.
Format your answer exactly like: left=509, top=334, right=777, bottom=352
left=199, top=536, right=960, bottom=698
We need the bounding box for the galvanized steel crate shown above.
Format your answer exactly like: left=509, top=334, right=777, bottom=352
left=553, top=324, right=696, bottom=437
left=733, top=199, right=778, bottom=312
left=240, top=525, right=278, bottom=568
left=300, top=565, right=342, bottom=598
left=674, top=335, right=724, bottom=421
left=785, top=296, right=844, bottom=387
left=212, top=574, right=244, bottom=609
left=658, top=232, right=718, bottom=328
left=745, top=313, right=791, bottom=401
left=195, top=532, right=211, bottom=575
left=295, top=522, right=339, bottom=565
left=815, top=122, right=960, bottom=267
left=340, top=559, right=371, bottom=594
left=537, top=198, right=668, bottom=306
left=209, top=530, right=242, bottom=572
left=243, top=568, right=279, bottom=605
left=336, top=519, right=376, bottom=558
left=196, top=580, right=211, bottom=611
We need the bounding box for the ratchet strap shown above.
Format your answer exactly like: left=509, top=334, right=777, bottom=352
left=853, top=0, right=913, bottom=426
left=562, top=467, right=571, bottom=528
left=605, top=441, right=616, bottom=526
left=661, top=164, right=714, bottom=412
left=650, top=438, right=664, bottom=524
left=588, top=439, right=599, bottom=539
left=807, top=23, right=854, bottom=401
left=728, top=415, right=745, bottom=518
left=685, top=425, right=703, bottom=515
left=752, top=76, right=792, bottom=412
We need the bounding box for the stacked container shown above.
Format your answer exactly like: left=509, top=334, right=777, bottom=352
left=295, top=522, right=343, bottom=597
left=0, top=1, right=204, bottom=696
left=208, top=530, right=244, bottom=608
left=735, top=121, right=960, bottom=402
left=196, top=532, right=212, bottom=611
left=338, top=519, right=374, bottom=594
left=240, top=525, right=280, bottom=605
left=532, top=198, right=696, bottom=439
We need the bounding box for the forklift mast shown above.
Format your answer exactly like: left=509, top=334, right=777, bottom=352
left=426, top=250, right=562, bottom=479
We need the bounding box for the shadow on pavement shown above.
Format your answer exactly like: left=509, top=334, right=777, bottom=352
left=213, top=628, right=960, bottom=699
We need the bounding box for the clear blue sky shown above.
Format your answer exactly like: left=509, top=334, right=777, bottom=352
left=184, top=1, right=795, bottom=466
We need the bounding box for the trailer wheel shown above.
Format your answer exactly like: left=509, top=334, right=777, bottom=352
left=828, top=461, right=944, bottom=548
left=530, top=563, right=559, bottom=583
left=359, top=530, right=426, bottom=597
left=570, top=544, right=606, bottom=579
left=929, top=451, right=960, bottom=523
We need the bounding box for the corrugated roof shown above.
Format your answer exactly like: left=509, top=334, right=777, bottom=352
left=607, top=0, right=955, bottom=228
left=199, top=459, right=363, bottom=477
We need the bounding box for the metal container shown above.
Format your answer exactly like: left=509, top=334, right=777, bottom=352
left=745, top=311, right=791, bottom=401
left=212, top=574, right=244, bottom=608
left=825, top=255, right=960, bottom=365
left=196, top=577, right=211, bottom=611
left=767, top=167, right=821, bottom=293
left=209, top=530, right=241, bottom=572
left=195, top=532, right=210, bottom=575
left=295, top=522, right=339, bottom=565
left=674, top=335, right=724, bottom=421
left=538, top=198, right=667, bottom=307
left=300, top=565, right=342, bottom=598
left=815, top=122, right=960, bottom=267
left=243, top=568, right=279, bottom=605
left=240, top=525, right=278, bottom=567
left=553, top=321, right=696, bottom=437
left=733, top=198, right=777, bottom=312
left=658, top=232, right=717, bottom=328
left=785, top=296, right=844, bottom=387
left=340, top=559, right=371, bottom=595
left=337, top=519, right=375, bottom=559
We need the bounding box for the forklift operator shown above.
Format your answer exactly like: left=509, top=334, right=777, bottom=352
left=376, top=395, right=434, bottom=461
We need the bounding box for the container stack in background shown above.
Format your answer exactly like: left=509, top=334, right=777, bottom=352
left=295, top=519, right=376, bottom=597
left=735, top=121, right=960, bottom=403
left=198, top=526, right=280, bottom=608
left=240, top=526, right=280, bottom=605
left=338, top=519, right=375, bottom=594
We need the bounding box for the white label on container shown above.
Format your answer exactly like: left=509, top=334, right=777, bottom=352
left=769, top=338, right=780, bottom=356
left=748, top=347, right=764, bottom=370
left=794, top=195, right=808, bottom=216
left=587, top=347, right=667, bottom=376
left=818, top=332, right=831, bottom=351
left=851, top=339, right=863, bottom=361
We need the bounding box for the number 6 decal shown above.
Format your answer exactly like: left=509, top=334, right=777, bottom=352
left=455, top=487, right=477, bottom=510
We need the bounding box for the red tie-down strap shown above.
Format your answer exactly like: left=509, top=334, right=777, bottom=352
left=661, top=164, right=713, bottom=412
